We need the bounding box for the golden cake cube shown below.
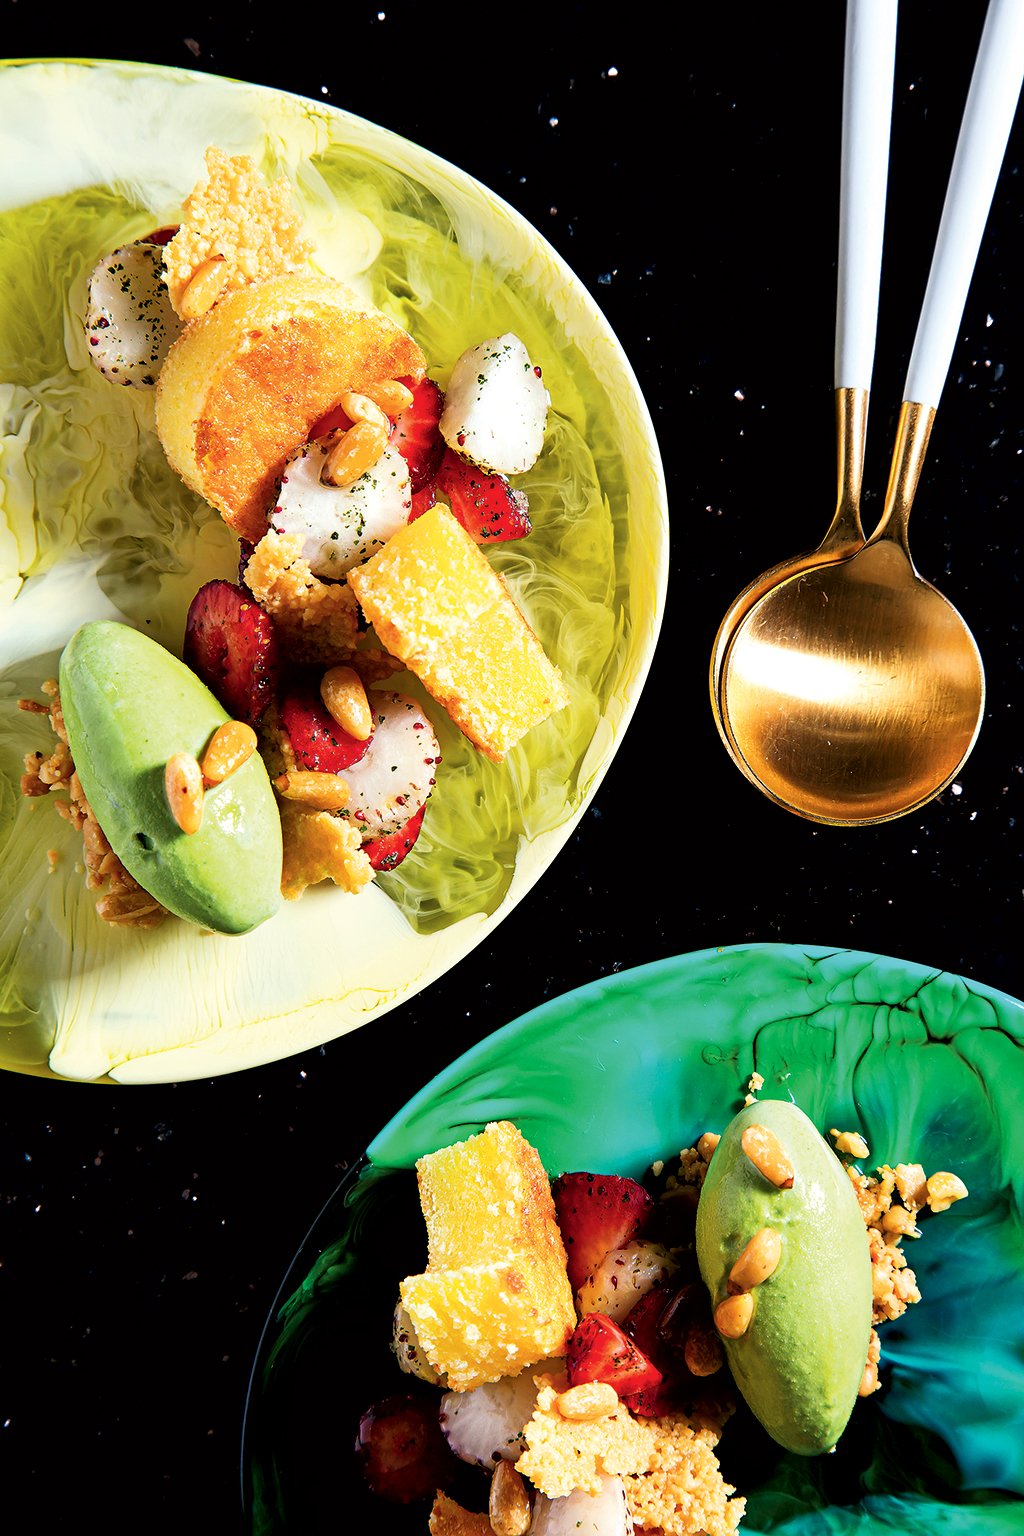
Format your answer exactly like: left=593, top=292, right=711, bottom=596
left=347, top=505, right=569, bottom=761
left=416, top=1119, right=568, bottom=1272
left=399, top=1121, right=576, bottom=1391
left=400, top=1251, right=573, bottom=1393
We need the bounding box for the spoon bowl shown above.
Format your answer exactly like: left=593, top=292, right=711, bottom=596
left=717, top=528, right=985, bottom=825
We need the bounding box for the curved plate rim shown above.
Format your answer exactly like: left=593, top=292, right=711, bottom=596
left=0, top=56, right=669, bottom=1083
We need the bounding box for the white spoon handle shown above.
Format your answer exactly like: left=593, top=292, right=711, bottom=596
left=835, top=0, right=898, bottom=391
left=905, top=0, right=1024, bottom=408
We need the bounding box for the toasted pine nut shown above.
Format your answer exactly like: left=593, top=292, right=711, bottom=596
left=881, top=1204, right=920, bottom=1238
left=201, top=721, right=258, bottom=785
left=894, top=1163, right=928, bottom=1211
left=179, top=254, right=228, bottom=319
left=728, top=1226, right=782, bottom=1293
left=338, top=391, right=391, bottom=433
left=926, top=1172, right=968, bottom=1213
left=323, top=419, right=389, bottom=487
left=555, top=1381, right=619, bottom=1422
left=362, top=377, right=415, bottom=417
left=488, top=1460, right=531, bottom=1536
left=273, top=770, right=349, bottom=811
left=741, top=1124, right=795, bottom=1188
left=697, top=1132, right=720, bottom=1163
left=165, top=752, right=204, bottom=833
left=320, top=666, right=372, bottom=741
left=858, top=1361, right=879, bottom=1397
left=831, top=1129, right=871, bottom=1160
left=714, top=1292, right=754, bottom=1339
left=683, top=1322, right=724, bottom=1377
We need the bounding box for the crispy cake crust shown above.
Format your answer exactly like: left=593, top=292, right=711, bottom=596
left=155, top=273, right=425, bottom=543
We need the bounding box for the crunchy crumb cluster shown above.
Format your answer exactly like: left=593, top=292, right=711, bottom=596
left=277, top=798, right=372, bottom=901
left=244, top=530, right=361, bottom=664
left=517, top=1377, right=744, bottom=1536
left=829, top=1130, right=968, bottom=1396
left=162, top=146, right=312, bottom=316
left=18, top=684, right=167, bottom=929
left=840, top=1150, right=965, bottom=1324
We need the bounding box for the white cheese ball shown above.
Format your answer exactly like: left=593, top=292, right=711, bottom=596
left=85, top=242, right=184, bottom=387
left=391, top=1299, right=445, bottom=1386
left=343, top=692, right=440, bottom=838
left=270, top=439, right=411, bottom=579
left=575, top=1240, right=678, bottom=1322
left=530, top=1476, right=633, bottom=1535
left=441, top=1363, right=561, bottom=1467
left=439, top=332, right=549, bottom=475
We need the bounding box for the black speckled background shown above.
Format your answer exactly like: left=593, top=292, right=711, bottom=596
left=1, top=5, right=1021, bottom=1530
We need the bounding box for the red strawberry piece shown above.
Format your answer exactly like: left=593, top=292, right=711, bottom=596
left=566, top=1313, right=662, bottom=1398
left=408, top=483, right=437, bottom=522
left=183, top=580, right=281, bottom=727
left=620, top=1281, right=724, bottom=1417
left=390, top=378, right=446, bottom=492
left=551, top=1172, right=654, bottom=1293
left=308, top=400, right=355, bottom=440
left=139, top=225, right=178, bottom=246
left=365, top=803, right=426, bottom=872
left=279, top=677, right=371, bottom=772
left=622, top=1283, right=672, bottom=1364
left=435, top=447, right=531, bottom=542
left=355, top=1391, right=455, bottom=1504
left=622, top=1374, right=680, bottom=1419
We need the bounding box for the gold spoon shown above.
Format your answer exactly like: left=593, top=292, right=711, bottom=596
left=710, top=0, right=897, bottom=744
left=714, top=0, right=1024, bottom=825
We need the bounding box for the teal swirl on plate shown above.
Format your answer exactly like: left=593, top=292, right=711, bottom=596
left=242, top=942, right=1024, bottom=1535
left=0, top=59, right=666, bottom=1081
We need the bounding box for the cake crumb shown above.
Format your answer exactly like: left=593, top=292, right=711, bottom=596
left=163, top=146, right=312, bottom=316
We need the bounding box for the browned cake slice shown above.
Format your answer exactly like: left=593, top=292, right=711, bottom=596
left=347, top=505, right=569, bottom=761
left=154, top=272, right=425, bottom=543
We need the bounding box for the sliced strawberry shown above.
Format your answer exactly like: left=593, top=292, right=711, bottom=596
left=408, top=483, right=437, bottom=522
left=183, top=580, right=281, bottom=726
left=308, top=400, right=355, bottom=440
left=355, top=1391, right=455, bottom=1504
left=279, top=676, right=371, bottom=772
left=365, top=803, right=426, bottom=872
left=435, top=448, right=531, bottom=542
left=621, top=1282, right=673, bottom=1363
left=566, top=1313, right=662, bottom=1398
left=620, top=1281, right=724, bottom=1417
left=139, top=224, right=179, bottom=246
left=390, top=378, right=445, bottom=491
left=622, top=1374, right=680, bottom=1419
left=551, top=1172, right=654, bottom=1293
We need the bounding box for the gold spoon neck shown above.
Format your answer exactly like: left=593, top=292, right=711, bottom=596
left=872, top=399, right=937, bottom=553
left=821, top=385, right=869, bottom=554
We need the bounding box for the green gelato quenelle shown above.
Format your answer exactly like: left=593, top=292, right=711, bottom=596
left=59, top=620, right=282, bottom=934
left=696, top=1098, right=873, bottom=1456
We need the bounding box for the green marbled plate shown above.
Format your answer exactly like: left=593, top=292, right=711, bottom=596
left=242, top=942, right=1024, bottom=1534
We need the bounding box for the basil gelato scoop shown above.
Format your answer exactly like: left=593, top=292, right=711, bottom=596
left=59, top=621, right=282, bottom=934
left=696, top=1098, right=873, bottom=1456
